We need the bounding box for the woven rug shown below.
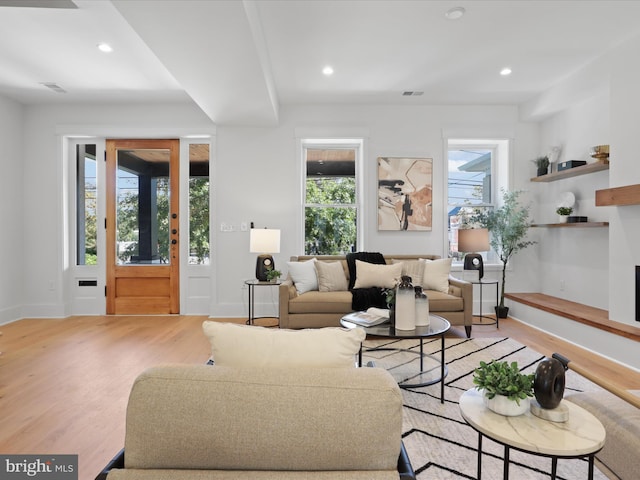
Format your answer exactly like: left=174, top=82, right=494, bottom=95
left=361, top=336, right=607, bottom=480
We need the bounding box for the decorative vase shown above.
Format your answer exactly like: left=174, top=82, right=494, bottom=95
left=495, top=305, right=509, bottom=318
left=414, top=286, right=430, bottom=327
left=395, top=276, right=415, bottom=330
left=534, top=357, right=566, bottom=409
left=537, top=166, right=548, bottom=177
left=558, top=215, right=569, bottom=223
left=483, top=392, right=530, bottom=416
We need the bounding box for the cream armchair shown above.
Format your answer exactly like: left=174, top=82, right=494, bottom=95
left=96, top=364, right=415, bottom=479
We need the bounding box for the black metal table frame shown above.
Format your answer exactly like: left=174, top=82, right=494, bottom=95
left=357, top=333, right=447, bottom=403
left=245, top=279, right=280, bottom=325
left=470, top=279, right=499, bottom=327
left=471, top=429, right=601, bottom=480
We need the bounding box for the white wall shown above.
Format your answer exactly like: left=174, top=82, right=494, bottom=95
left=8, top=100, right=540, bottom=322
left=20, top=102, right=214, bottom=319
left=0, top=95, right=24, bottom=323
left=609, top=32, right=640, bottom=324
left=214, top=104, right=540, bottom=317
left=534, top=92, right=610, bottom=309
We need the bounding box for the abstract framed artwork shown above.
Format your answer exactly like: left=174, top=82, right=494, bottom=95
left=378, top=156, right=433, bottom=231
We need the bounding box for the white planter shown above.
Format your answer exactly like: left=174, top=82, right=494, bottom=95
left=483, top=392, right=530, bottom=416
left=558, top=215, right=569, bottom=223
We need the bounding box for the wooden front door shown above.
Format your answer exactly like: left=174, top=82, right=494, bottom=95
left=106, top=139, right=180, bottom=314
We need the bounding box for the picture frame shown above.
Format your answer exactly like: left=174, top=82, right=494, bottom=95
left=377, top=156, right=433, bottom=231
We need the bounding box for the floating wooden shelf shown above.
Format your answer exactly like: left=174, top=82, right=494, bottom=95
left=532, top=222, right=609, bottom=228
left=530, top=161, right=609, bottom=182
left=595, top=184, right=640, bottom=206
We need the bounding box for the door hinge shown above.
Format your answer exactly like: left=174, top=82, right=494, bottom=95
left=104, top=150, right=107, bottom=161
left=105, top=286, right=107, bottom=297
left=104, top=218, right=107, bottom=229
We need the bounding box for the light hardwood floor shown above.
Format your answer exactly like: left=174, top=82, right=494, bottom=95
left=1, top=315, right=638, bottom=480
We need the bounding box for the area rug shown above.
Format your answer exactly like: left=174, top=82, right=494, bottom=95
left=361, top=336, right=607, bottom=480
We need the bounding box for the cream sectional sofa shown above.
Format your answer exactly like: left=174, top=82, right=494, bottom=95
left=279, top=254, right=473, bottom=337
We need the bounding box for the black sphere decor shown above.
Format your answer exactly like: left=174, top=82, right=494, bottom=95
left=534, top=357, right=566, bottom=409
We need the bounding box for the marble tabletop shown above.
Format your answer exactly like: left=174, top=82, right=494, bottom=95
left=459, top=388, right=606, bottom=457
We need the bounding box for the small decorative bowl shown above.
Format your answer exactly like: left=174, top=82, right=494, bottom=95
left=590, top=145, right=610, bottom=159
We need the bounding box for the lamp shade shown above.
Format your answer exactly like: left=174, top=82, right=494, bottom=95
left=457, top=228, right=490, bottom=253
left=250, top=228, right=281, bottom=253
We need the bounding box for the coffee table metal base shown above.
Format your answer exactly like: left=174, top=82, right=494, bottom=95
left=358, top=335, right=447, bottom=402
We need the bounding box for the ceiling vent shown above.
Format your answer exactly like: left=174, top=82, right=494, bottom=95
left=402, top=91, right=424, bottom=96
left=40, top=82, right=67, bottom=94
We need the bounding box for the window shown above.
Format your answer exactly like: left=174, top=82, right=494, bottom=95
left=303, top=140, right=361, bottom=255
left=76, top=144, right=98, bottom=265
left=188, top=143, right=210, bottom=265
left=447, top=141, right=497, bottom=262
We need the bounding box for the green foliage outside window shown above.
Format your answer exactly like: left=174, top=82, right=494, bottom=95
left=305, top=177, right=356, bottom=255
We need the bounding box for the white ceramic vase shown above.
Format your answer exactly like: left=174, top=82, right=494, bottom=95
left=483, top=392, right=530, bottom=416
left=558, top=215, right=569, bottom=223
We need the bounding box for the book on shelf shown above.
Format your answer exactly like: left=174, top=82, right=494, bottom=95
left=343, top=308, right=390, bottom=327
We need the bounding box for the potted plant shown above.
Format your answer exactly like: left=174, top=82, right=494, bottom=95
left=556, top=206, right=572, bottom=223
left=531, top=156, right=550, bottom=176
left=473, top=360, right=534, bottom=416
left=265, top=268, right=282, bottom=282
left=473, top=189, right=536, bottom=318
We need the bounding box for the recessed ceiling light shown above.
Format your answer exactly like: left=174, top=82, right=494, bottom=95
left=97, top=42, right=113, bottom=53
left=500, top=67, right=512, bottom=76
left=322, top=66, right=334, bottom=76
left=445, top=7, right=466, bottom=20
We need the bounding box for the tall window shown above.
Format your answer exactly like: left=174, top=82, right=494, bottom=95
left=447, top=142, right=495, bottom=261
left=303, top=140, right=361, bottom=255
left=76, top=144, right=98, bottom=265
left=188, top=143, right=210, bottom=265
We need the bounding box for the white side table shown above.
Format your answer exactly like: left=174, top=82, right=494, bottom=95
left=459, top=388, right=605, bottom=480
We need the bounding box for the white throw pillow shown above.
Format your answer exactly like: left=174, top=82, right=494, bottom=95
left=353, top=260, right=403, bottom=289
left=286, top=258, right=318, bottom=294
left=422, top=258, right=452, bottom=293
left=202, top=321, right=366, bottom=368
left=392, top=259, right=424, bottom=287
left=315, top=261, right=349, bottom=292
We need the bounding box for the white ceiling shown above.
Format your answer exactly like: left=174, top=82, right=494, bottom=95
left=1, top=0, right=640, bottom=126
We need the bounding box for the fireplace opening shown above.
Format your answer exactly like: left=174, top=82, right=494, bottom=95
left=637, top=266, right=640, bottom=322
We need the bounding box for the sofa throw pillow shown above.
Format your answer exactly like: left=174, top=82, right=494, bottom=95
left=392, top=259, right=424, bottom=287
left=202, top=321, right=366, bottom=368
left=315, top=261, right=349, bottom=292
left=353, top=260, right=403, bottom=289
left=422, top=258, right=452, bottom=293
left=286, top=258, right=318, bottom=294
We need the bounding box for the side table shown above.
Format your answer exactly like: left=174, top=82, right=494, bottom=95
left=245, top=279, right=281, bottom=326
left=459, top=388, right=605, bottom=480
left=470, top=279, right=499, bottom=327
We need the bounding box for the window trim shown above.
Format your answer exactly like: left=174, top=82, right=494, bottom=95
left=446, top=138, right=510, bottom=267
left=300, top=138, right=363, bottom=254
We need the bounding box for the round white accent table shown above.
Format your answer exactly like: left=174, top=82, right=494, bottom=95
left=459, top=388, right=606, bottom=480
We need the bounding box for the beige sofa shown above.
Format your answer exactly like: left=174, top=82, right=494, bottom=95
left=279, top=254, right=473, bottom=337
left=97, top=364, right=415, bottom=479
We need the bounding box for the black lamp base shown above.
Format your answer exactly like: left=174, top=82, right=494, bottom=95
left=255, top=254, right=275, bottom=281
left=463, top=253, right=484, bottom=280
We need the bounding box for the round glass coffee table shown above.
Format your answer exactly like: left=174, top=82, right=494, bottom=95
left=341, top=314, right=450, bottom=403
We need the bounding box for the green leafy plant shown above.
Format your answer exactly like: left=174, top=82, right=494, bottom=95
left=383, top=285, right=396, bottom=307
left=472, top=189, right=536, bottom=313
left=556, top=206, right=572, bottom=216
left=531, top=156, right=549, bottom=169
left=473, top=360, right=534, bottom=405
left=265, top=269, right=282, bottom=281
